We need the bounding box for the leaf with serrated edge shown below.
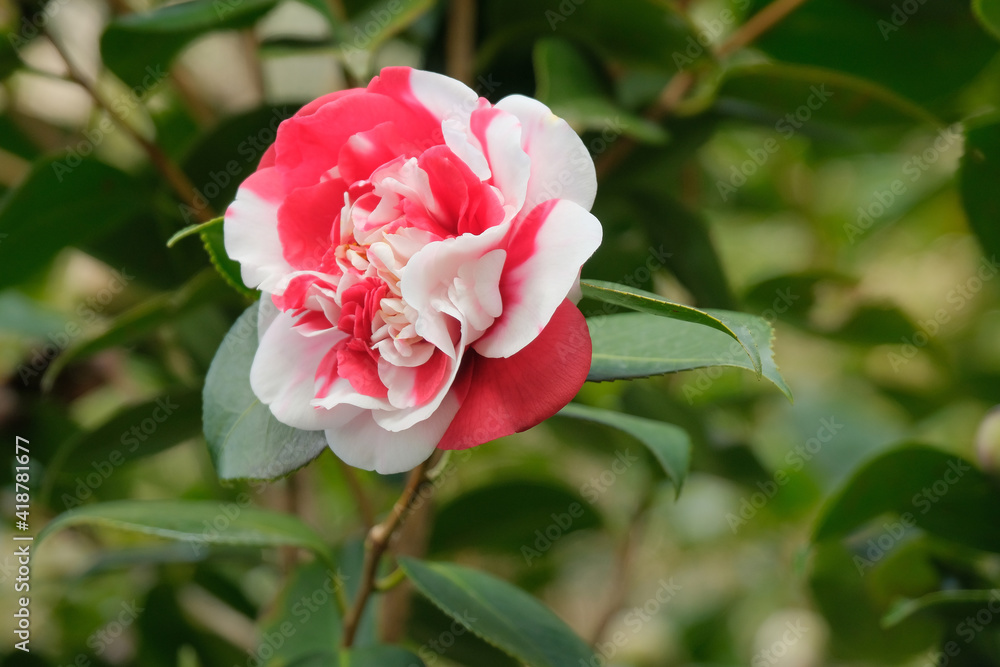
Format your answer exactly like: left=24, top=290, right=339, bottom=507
left=581, top=280, right=761, bottom=374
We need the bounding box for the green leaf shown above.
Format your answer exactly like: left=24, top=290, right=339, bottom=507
left=883, top=589, right=1000, bottom=628
left=338, top=647, right=426, bottom=666
left=808, top=541, right=941, bottom=661
left=37, top=500, right=335, bottom=566
left=715, top=63, right=941, bottom=140
left=100, top=0, right=280, bottom=87
left=200, top=222, right=257, bottom=298
left=167, top=217, right=222, bottom=248
left=204, top=302, right=328, bottom=481
left=343, top=0, right=434, bottom=54
left=749, top=0, right=996, bottom=109
left=633, top=193, right=736, bottom=309
left=581, top=279, right=761, bottom=374
left=42, top=388, right=203, bottom=503
left=960, top=119, right=1000, bottom=260
left=429, top=480, right=602, bottom=555
left=557, top=403, right=691, bottom=495
left=0, top=156, right=149, bottom=289
left=534, top=38, right=667, bottom=144
left=587, top=311, right=792, bottom=400
left=974, top=0, right=1000, bottom=40
left=283, top=647, right=425, bottom=667
left=813, top=444, right=1000, bottom=553
left=42, top=270, right=232, bottom=391
left=257, top=559, right=344, bottom=665
left=0, top=290, right=69, bottom=338
left=480, top=0, right=705, bottom=75
left=399, top=558, right=596, bottom=667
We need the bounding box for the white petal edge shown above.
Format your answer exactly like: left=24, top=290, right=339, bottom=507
left=474, top=199, right=602, bottom=358
left=224, top=167, right=295, bottom=294
left=250, top=310, right=345, bottom=431
left=408, top=68, right=480, bottom=126
left=495, top=95, right=597, bottom=213
left=323, top=389, right=461, bottom=474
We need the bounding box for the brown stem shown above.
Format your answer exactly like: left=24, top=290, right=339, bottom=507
left=715, top=0, right=811, bottom=59
left=446, top=0, right=476, bottom=86
left=595, top=0, right=810, bottom=180
left=341, top=456, right=435, bottom=647
left=44, top=32, right=216, bottom=222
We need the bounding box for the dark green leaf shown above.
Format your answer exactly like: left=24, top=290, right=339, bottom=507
left=974, top=0, right=1000, bottom=40
left=167, top=217, right=222, bottom=248
left=960, top=119, right=1000, bottom=260
left=557, top=402, right=691, bottom=494
left=742, top=270, right=854, bottom=329
left=813, top=444, right=1000, bottom=553
left=257, top=559, right=344, bottom=664
left=200, top=222, right=257, bottom=298
left=715, top=63, right=941, bottom=141
left=203, top=302, right=327, bottom=481
left=581, top=279, right=761, bottom=373
left=0, top=156, right=149, bottom=289
left=429, top=480, right=601, bottom=555
left=480, top=0, right=705, bottom=75
left=100, top=0, right=280, bottom=87
left=750, top=0, right=996, bottom=109
left=534, top=38, right=667, bottom=144
left=37, top=500, right=336, bottom=566
left=339, top=646, right=426, bottom=666
left=587, top=311, right=792, bottom=400
left=42, top=388, right=203, bottom=503
left=343, top=0, right=434, bottom=56
left=399, top=558, right=596, bottom=667
left=635, top=193, right=736, bottom=308
left=883, top=589, right=1000, bottom=628
left=42, top=270, right=232, bottom=390
left=809, top=541, right=941, bottom=661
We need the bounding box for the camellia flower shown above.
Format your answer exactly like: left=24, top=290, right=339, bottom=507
left=224, top=67, right=602, bottom=474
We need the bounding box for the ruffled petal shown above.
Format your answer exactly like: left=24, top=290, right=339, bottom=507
left=224, top=166, right=294, bottom=293
left=474, top=199, right=601, bottom=358
left=323, top=388, right=461, bottom=474
left=495, top=95, right=597, bottom=212
left=438, top=299, right=591, bottom=450
left=250, top=311, right=346, bottom=431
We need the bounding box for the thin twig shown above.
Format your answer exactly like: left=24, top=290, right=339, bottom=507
left=715, top=0, right=811, bottom=59
left=594, top=0, right=811, bottom=179
left=341, top=456, right=434, bottom=647
left=445, top=0, right=476, bottom=86
left=44, top=31, right=216, bottom=222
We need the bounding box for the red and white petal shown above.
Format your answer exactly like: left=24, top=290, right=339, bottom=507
left=250, top=311, right=346, bottom=431
left=474, top=199, right=602, bottom=358
left=370, top=66, right=479, bottom=127
left=469, top=105, right=530, bottom=216
left=276, top=178, right=347, bottom=271
left=401, top=223, right=508, bottom=356
left=275, top=92, right=428, bottom=192
left=224, top=166, right=294, bottom=294
left=494, top=95, right=597, bottom=212
left=323, top=389, right=462, bottom=474
left=438, top=299, right=592, bottom=450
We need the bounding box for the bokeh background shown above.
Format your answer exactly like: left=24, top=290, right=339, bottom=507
left=2, top=0, right=1000, bottom=665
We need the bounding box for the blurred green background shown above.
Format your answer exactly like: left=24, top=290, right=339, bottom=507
left=3, top=0, right=1000, bottom=665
